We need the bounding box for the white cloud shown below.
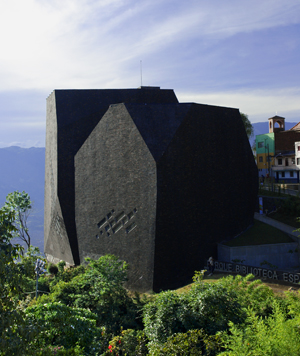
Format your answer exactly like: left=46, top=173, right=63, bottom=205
left=0, top=0, right=299, bottom=148
left=0, top=0, right=300, bottom=91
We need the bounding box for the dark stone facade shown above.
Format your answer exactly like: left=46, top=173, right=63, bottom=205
left=44, top=87, right=178, bottom=266
left=45, top=87, right=258, bottom=292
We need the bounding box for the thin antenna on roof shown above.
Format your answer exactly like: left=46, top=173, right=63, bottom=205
left=140, top=60, right=143, bottom=86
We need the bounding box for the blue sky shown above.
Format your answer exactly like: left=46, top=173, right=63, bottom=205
left=0, top=0, right=300, bottom=147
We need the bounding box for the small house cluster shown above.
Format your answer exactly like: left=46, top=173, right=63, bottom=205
left=256, top=116, right=300, bottom=183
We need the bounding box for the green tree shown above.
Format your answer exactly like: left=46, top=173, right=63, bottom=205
left=186, top=282, right=244, bottom=335
left=24, top=302, right=104, bottom=354
left=38, top=255, right=138, bottom=333
left=2, top=191, right=32, bottom=249
left=220, top=302, right=300, bottom=356
left=0, top=208, right=37, bottom=355
left=143, top=290, right=186, bottom=344
left=241, top=112, right=254, bottom=140
left=217, top=274, right=275, bottom=318
left=0, top=207, right=22, bottom=305
left=149, top=329, right=222, bottom=356
left=103, top=329, right=149, bottom=356
left=17, top=246, right=48, bottom=298
left=143, top=282, right=243, bottom=345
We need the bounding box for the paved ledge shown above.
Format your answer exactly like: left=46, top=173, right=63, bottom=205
left=254, top=212, right=300, bottom=240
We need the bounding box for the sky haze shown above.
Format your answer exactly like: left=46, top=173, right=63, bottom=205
left=1, top=0, right=299, bottom=147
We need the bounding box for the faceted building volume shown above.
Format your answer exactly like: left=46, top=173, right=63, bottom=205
left=44, top=87, right=258, bottom=292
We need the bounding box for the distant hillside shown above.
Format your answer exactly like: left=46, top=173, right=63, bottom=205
left=0, top=146, right=45, bottom=251
left=250, top=122, right=298, bottom=147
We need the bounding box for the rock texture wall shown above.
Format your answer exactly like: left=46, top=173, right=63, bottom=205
left=75, top=104, right=157, bottom=292
left=44, top=88, right=178, bottom=267
left=45, top=87, right=258, bottom=292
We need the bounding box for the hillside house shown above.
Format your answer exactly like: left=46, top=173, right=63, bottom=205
left=256, top=116, right=300, bottom=183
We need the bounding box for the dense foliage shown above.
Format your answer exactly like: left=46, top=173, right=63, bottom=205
left=2, top=190, right=32, bottom=248
left=2, top=192, right=300, bottom=355
left=2, top=240, right=300, bottom=355
left=240, top=112, right=254, bottom=140
left=25, top=303, right=103, bottom=353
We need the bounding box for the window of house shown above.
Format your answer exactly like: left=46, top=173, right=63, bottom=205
left=285, top=158, right=289, bottom=166
left=258, top=142, right=264, bottom=148
left=292, top=158, right=295, bottom=165
left=298, top=146, right=300, bottom=151
left=259, top=156, right=263, bottom=163
left=278, top=158, right=282, bottom=165
left=282, top=172, right=285, bottom=178
left=298, top=158, right=300, bottom=165
left=290, top=171, right=294, bottom=177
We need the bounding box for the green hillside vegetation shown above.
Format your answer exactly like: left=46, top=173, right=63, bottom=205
left=3, top=193, right=300, bottom=355
left=258, top=191, right=300, bottom=228
left=225, top=220, right=294, bottom=247
left=2, top=245, right=300, bottom=355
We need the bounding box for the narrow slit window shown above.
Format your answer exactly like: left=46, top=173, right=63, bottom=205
left=115, top=211, right=125, bottom=222
left=126, top=222, right=137, bottom=234
left=128, top=211, right=134, bottom=219
left=97, top=218, right=106, bottom=229
left=107, top=212, right=113, bottom=220
left=112, top=222, right=122, bottom=234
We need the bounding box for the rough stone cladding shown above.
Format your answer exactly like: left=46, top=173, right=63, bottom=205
left=74, top=101, right=258, bottom=292
left=153, top=103, right=257, bottom=290
left=44, top=88, right=178, bottom=266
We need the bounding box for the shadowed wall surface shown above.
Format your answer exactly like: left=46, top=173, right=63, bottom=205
left=45, top=87, right=258, bottom=291
left=44, top=88, right=178, bottom=265
left=74, top=102, right=257, bottom=292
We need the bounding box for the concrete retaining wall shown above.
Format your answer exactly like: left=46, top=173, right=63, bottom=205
left=218, top=242, right=299, bottom=270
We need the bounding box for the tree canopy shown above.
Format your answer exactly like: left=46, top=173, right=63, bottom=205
left=241, top=112, right=254, bottom=140
left=2, top=191, right=32, bottom=249
left=3, top=191, right=300, bottom=355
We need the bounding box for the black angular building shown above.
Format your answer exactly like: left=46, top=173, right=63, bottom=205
left=44, top=86, right=258, bottom=292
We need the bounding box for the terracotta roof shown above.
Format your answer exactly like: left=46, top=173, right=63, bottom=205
left=290, top=122, right=300, bottom=131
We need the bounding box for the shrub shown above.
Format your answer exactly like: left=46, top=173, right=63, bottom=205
left=143, top=280, right=243, bottom=343
left=149, top=329, right=222, bottom=356
left=39, top=255, right=139, bottom=334
left=280, top=196, right=300, bottom=216
left=143, top=291, right=187, bottom=343
left=219, top=302, right=300, bottom=356
left=186, top=282, right=244, bottom=335
left=50, top=265, right=86, bottom=287
left=25, top=302, right=104, bottom=355
left=103, top=329, right=149, bottom=355
left=58, top=260, right=66, bottom=273
left=217, top=274, right=276, bottom=317
left=33, top=345, right=84, bottom=356
left=48, top=263, right=59, bottom=275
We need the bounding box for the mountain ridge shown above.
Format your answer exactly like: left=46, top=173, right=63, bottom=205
left=0, top=146, right=45, bottom=251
